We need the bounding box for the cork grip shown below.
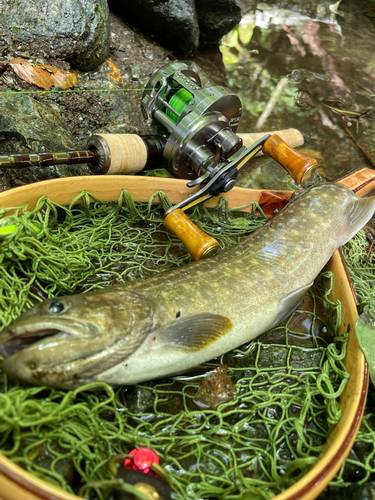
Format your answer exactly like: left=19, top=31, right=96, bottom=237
left=93, top=134, right=148, bottom=175
left=238, top=128, right=304, bottom=151
left=262, top=134, right=318, bottom=184
left=164, top=209, right=219, bottom=260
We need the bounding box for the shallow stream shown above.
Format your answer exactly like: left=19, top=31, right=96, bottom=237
left=219, top=2, right=375, bottom=496
left=221, top=0, right=375, bottom=192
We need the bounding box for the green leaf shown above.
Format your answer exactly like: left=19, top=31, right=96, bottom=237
left=222, top=26, right=239, bottom=47
left=356, top=299, right=375, bottom=386
left=220, top=46, right=239, bottom=66
left=239, top=23, right=255, bottom=45
left=142, top=168, right=174, bottom=178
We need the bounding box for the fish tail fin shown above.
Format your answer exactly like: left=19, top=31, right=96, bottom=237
left=342, top=193, right=375, bottom=245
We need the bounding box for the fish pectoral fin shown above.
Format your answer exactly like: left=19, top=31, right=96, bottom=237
left=157, top=313, right=233, bottom=352
left=278, top=281, right=313, bottom=323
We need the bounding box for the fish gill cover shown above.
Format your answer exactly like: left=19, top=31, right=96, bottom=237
left=0, top=190, right=374, bottom=499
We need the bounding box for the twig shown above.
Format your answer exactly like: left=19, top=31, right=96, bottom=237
left=343, top=121, right=375, bottom=168
left=256, top=77, right=289, bottom=129
left=366, top=240, right=374, bottom=261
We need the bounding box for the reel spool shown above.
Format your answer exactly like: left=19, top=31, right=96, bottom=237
left=141, top=61, right=244, bottom=181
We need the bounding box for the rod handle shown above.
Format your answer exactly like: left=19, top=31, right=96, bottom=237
left=238, top=128, right=304, bottom=151
left=164, top=209, right=219, bottom=260
left=262, top=134, right=318, bottom=184
left=87, top=134, right=148, bottom=175
left=258, top=191, right=292, bottom=218
left=336, top=167, right=375, bottom=196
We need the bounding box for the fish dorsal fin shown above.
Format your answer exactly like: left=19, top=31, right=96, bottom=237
left=157, top=313, right=233, bottom=352
left=278, top=281, right=313, bottom=323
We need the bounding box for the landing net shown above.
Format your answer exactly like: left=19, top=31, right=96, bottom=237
left=0, top=190, right=369, bottom=499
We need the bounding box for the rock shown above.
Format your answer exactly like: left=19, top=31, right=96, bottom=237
left=195, top=0, right=242, bottom=48
left=194, top=365, right=236, bottom=410
left=108, top=0, right=241, bottom=56
left=0, top=93, right=90, bottom=191
left=0, top=0, right=111, bottom=71
left=108, top=0, right=200, bottom=57
left=0, top=69, right=148, bottom=190
left=125, top=386, right=155, bottom=413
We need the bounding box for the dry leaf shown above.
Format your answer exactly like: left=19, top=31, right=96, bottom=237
left=105, top=58, right=123, bottom=84
left=9, top=58, right=78, bottom=90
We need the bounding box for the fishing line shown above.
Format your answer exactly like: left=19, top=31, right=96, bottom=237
left=0, top=88, right=152, bottom=95
left=165, top=88, right=194, bottom=122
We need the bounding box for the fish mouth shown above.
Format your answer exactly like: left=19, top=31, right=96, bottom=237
left=0, top=329, right=62, bottom=358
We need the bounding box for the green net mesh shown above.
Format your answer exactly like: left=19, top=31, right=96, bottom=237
left=341, top=229, right=375, bottom=307
left=0, top=190, right=370, bottom=499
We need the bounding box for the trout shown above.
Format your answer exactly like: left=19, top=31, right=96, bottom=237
left=0, top=183, right=374, bottom=389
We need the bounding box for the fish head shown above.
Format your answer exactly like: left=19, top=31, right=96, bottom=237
left=0, top=289, right=155, bottom=389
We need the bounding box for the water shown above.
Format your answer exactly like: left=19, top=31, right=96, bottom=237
left=217, top=3, right=375, bottom=495
left=220, top=0, right=375, bottom=191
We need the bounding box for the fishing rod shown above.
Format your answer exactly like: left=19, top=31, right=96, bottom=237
left=0, top=61, right=315, bottom=182
left=0, top=61, right=319, bottom=259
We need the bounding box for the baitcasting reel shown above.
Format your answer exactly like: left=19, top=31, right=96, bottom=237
left=140, top=61, right=317, bottom=217
left=141, top=61, right=244, bottom=182
left=140, top=61, right=267, bottom=215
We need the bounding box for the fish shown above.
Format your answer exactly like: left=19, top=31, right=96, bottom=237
left=0, top=183, right=374, bottom=389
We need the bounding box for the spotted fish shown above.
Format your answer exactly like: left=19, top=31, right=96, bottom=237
left=0, top=183, right=374, bottom=389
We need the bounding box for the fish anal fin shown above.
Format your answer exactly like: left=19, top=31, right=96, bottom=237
left=158, top=313, right=233, bottom=352
left=278, top=282, right=313, bottom=323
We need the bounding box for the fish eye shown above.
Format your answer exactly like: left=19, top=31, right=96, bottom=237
left=49, top=301, right=65, bottom=314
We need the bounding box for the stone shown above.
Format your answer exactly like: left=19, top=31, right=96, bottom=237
left=108, top=0, right=200, bottom=57
left=108, top=0, right=241, bottom=56
left=0, top=0, right=111, bottom=71
left=195, top=0, right=242, bottom=48
left=0, top=71, right=148, bottom=190
left=0, top=93, right=91, bottom=190
left=125, top=386, right=155, bottom=413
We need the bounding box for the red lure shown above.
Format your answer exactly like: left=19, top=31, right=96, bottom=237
left=124, top=447, right=160, bottom=476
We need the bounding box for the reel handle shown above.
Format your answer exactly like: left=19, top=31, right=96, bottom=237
left=163, top=209, right=219, bottom=260
left=262, top=134, right=318, bottom=184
